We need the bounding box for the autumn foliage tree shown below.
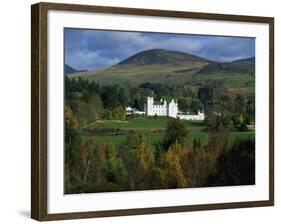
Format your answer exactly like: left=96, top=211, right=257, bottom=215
left=164, top=142, right=187, bottom=188
left=64, top=105, right=81, bottom=193
left=118, top=131, right=156, bottom=190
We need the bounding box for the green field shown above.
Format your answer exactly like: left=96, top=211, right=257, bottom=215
left=82, top=117, right=255, bottom=147
left=86, top=117, right=205, bottom=131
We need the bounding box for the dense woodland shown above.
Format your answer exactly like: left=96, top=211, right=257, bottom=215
left=64, top=77, right=255, bottom=193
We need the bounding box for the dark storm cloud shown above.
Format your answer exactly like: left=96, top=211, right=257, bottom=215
left=64, top=28, right=255, bottom=71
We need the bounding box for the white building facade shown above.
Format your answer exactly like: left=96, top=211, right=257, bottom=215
left=144, top=97, right=205, bottom=121
left=125, top=106, right=145, bottom=115
left=144, top=97, right=178, bottom=118
left=178, top=110, right=205, bottom=121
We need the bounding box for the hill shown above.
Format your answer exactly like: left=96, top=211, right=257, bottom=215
left=234, top=57, right=255, bottom=63
left=65, top=64, right=88, bottom=75
left=66, top=49, right=210, bottom=85
left=64, top=64, right=78, bottom=74
left=66, top=49, right=255, bottom=94
left=117, top=48, right=210, bottom=66
left=197, top=58, right=255, bottom=76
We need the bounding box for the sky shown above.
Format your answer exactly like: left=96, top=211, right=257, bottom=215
left=64, top=28, right=255, bottom=71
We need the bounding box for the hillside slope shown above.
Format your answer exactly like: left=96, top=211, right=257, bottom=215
left=66, top=49, right=255, bottom=94
left=197, top=57, right=255, bottom=75
left=67, top=49, right=210, bottom=86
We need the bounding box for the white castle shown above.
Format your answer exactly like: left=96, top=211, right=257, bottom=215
left=143, top=97, right=205, bottom=121
left=144, top=97, right=178, bottom=118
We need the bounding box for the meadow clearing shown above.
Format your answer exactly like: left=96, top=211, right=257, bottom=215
left=82, top=117, right=255, bottom=147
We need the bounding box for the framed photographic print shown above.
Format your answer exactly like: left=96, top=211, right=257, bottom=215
left=31, top=2, right=274, bottom=221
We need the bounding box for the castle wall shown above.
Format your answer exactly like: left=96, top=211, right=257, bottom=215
left=152, top=104, right=167, bottom=116
left=178, top=114, right=205, bottom=121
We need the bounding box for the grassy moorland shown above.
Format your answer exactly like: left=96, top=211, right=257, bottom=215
left=70, top=69, right=254, bottom=95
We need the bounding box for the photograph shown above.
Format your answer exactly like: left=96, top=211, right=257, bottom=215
left=64, top=28, right=256, bottom=194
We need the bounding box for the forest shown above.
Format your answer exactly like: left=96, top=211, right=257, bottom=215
left=64, top=77, right=255, bottom=194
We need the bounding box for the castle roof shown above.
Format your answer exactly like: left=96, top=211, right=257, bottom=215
left=153, top=101, right=166, bottom=106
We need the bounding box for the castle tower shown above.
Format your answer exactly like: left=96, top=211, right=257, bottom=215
left=145, top=97, right=154, bottom=116
left=168, top=99, right=178, bottom=118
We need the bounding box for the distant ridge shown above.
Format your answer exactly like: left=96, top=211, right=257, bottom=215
left=197, top=56, right=255, bottom=75
left=64, top=64, right=88, bottom=75
left=64, top=64, right=78, bottom=74
left=233, top=56, right=255, bottom=63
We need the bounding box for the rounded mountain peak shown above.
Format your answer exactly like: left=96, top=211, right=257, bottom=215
left=117, top=48, right=209, bottom=66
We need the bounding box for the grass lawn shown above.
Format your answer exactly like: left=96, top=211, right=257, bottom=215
left=86, top=116, right=205, bottom=131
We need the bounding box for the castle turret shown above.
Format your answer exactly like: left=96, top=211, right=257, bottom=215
left=145, top=97, right=154, bottom=116
left=168, top=99, right=178, bottom=118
